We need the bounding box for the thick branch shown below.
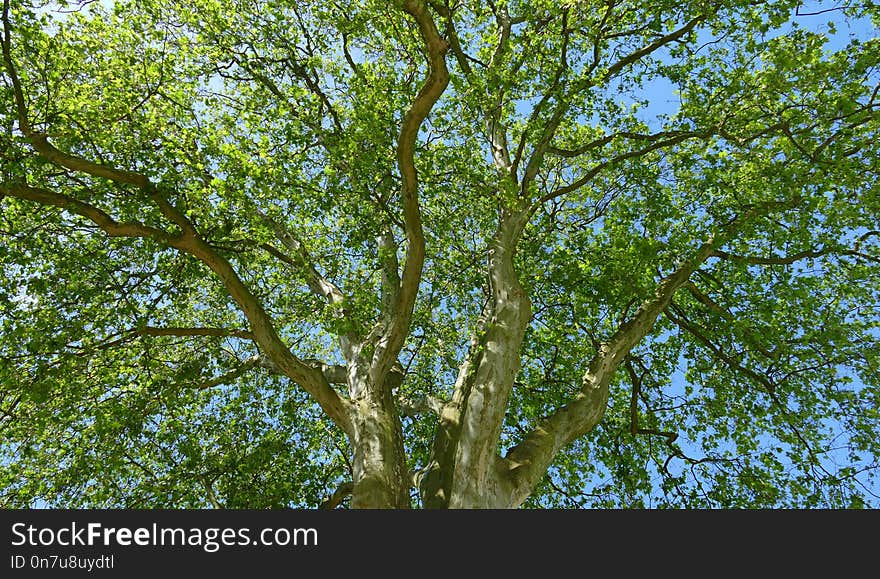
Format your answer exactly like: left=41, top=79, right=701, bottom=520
left=500, top=239, right=719, bottom=505
left=443, top=213, right=533, bottom=507
left=252, top=355, right=347, bottom=384
left=319, top=481, right=354, bottom=509
left=28, top=133, right=151, bottom=187
left=2, top=5, right=360, bottom=433
left=4, top=17, right=162, bottom=190
left=486, top=3, right=515, bottom=175
left=497, top=188, right=807, bottom=503
left=1, top=182, right=354, bottom=434
left=0, top=182, right=175, bottom=242
left=1, top=0, right=29, bottom=133
left=183, top=237, right=353, bottom=431
left=372, top=0, right=449, bottom=382
left=303, top=359, right=348, bottom=384
left=3, top=12, right=354, bottom=429
left=4, top=6, right=201, bottom=241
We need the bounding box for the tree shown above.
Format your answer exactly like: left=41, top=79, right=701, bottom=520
left=0, top=0, right=877, bottom=509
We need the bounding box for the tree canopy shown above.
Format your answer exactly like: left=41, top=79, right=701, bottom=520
left=0, top=0, right=878, bottom=508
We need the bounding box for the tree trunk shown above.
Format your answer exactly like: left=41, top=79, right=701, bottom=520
left=348, top=376, right=411, bottom=509
left=418, top=211, right=532, bottom=509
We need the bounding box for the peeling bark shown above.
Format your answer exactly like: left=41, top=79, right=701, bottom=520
left=498, top=241, right=720, bottom=506
left=420, top=211, right=532, bottom=508
left=348, top=0, right=449, bottom=509
left=349, top=392, right=411, bottom=509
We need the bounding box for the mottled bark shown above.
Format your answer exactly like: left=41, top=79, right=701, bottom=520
left=419, top=234, right=720, bottom=508
left=419, top=211, right=532, bottom=508
left=349, top=384, right=411, bottom=509
left=498, top=241, right=719, bottom=506
left=347, top=0, right=449, bottom=509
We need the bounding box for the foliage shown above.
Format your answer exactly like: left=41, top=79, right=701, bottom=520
left=1, top=0, right=878, bottom=508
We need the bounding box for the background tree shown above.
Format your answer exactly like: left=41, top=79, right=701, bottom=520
left=0, top=0, right=877, bottom=508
